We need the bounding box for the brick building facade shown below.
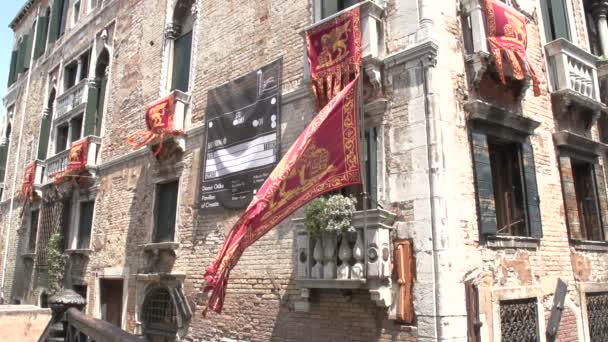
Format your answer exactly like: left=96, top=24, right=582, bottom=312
left=0, top=0, right=607, bottom=341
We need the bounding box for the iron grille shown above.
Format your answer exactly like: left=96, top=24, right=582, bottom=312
left=587, top=292, right=608, bottom=342
left=36, top=201, right=66, bottom=267
left=500, top=298, right=539, bottom=342
left=142, top=288, right=178, bottom=336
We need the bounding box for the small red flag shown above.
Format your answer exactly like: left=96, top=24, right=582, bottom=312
left=204, top=77, right=362, bottom=314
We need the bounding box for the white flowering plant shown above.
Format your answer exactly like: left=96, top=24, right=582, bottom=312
left=305, top=194, right=357, bottom=239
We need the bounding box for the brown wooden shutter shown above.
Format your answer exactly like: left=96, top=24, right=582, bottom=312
left=471, top=131, right=497, bottom=236
left=465, top=280, right=481, bottom=342
left=395, top=240, right=415, bottom=324
left=521, top=143, right=542, bottom=238
left=558, top=156, right=582, bottom=240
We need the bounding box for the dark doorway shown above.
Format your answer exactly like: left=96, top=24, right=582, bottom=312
left=99, top=279, right=123, bottom=328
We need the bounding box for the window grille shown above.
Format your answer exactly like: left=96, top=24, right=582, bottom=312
left=142, top=288, right=178, bottom=337
left=587, top=292, right=608, bottom=342
left=500, top=298, right=539, bottom=342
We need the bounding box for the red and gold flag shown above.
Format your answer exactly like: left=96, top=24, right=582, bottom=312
left=204, top=78, right=362, bottom=314
left=484, top=0, right=541, bottom=96
left=126, top=94, right=183, bottom=156
left=54, top=138, right=89, bottom=185
left=18, top=161, right=37, bottom=203
left=306, top=7, right=361, bottom=108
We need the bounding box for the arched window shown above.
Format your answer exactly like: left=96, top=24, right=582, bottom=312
left=37, top=88, right=56, bottom=160
left=141, top=287, right=178, bottom=342
left=93, top=49, right=109, bottom=136
left=170, top=0, right=195, bottom=92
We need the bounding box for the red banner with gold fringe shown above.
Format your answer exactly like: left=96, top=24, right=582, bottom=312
left=484, top=0, right=541, bottom=96
left=53, top=138, right=89, bottom=185
left=203, top=77, right=362, bottom=314
left=126, top=94, right=183, bottom=156
left=306, top=7, right=362, bottom=109
left=18, top=161, right=37, bottom=203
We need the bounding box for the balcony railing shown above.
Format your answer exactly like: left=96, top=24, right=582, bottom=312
left=56, top=79, right=88, bottom=119
left=294, top=209, right=395, bottom=307
left=545, top=38, right=601, bottom=102
left=41, top=135, right=102, bottom=184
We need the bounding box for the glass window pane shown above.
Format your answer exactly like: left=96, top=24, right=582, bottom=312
left=77, top=201, right=94, bottom=249
left=154, top=181, right=179, bottom=242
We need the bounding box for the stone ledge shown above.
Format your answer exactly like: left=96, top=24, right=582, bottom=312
left=141, top=242, right=180, bottom=251
left=21, top=253, right=36, bottom=260
left=296, top=279, right=366, bottom=289
left=134, top=273, right=187, bottom=282
left=572, top=239, right=608, bottom=252
left=486, top=235, right=540, bottom=249
left=65, top=249, right=93, bottom=256
left=466, top=99, right=540, bottom=142
left=553, top=130, right=608, bottom=161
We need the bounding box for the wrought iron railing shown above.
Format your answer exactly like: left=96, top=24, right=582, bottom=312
left=587, top=292, right=608, bottom=342
left=56, top=80, right=88, bottom=119
left=500, top=298, right=539, bottom=341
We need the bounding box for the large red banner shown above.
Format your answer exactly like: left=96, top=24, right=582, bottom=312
left=18, top=161, right=37, bottom=203
left=484, top=0, right=540, bottom=96
left=306, top=7, right=361, bottom=108
left=204, top=78, right=361, bottom=314
left=53, top=138, right=89, bottom=185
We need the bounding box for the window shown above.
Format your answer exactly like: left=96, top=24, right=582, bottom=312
left=500, top=298, right=539, bottom=340
left=28, top=210, right=40, bottom=253
left=341, top=126, right=380, bottom=210
left=59, top=0, right=69, bottom=37
left=64, top=62, right=78, bottom=90
left=49, top=0, right=68, bottom=43
left=141, top=287, right=178, bottom=342
left=73, top=284, right=87, bottom=301
left=7, top=49, right=18, bottom=86
left=471, top=132, right=542, bottom=239
left=171, top=0, right=195, bottom=92
left=319, top=0, right=359, bottom=19
left=39, top=291, right=48, bottom=308
left=572, top=161, right=604, bottom=241
left=38, top=88, right=56, bottom=160
left=154, top=181, right=179, bottom=243
left=73, top=1, right=81, bottom=25
left=539, top=0, right=571, bottom=42
left=55, top=123, right=69, bottom=152
left=70, top=114, right=83, bottom=142
left=77, top=201, right=94, bottom=249
left=90, top=49, right=109, bottom=136
left=32, top=8, right=51, bottom=59
left=489, top=140, right=527, bottom=236
left=0, top=107, right=14, bottom=183
left=80, top=51, right=90, bottom=82
left=586, top=292, right=608, bottom=342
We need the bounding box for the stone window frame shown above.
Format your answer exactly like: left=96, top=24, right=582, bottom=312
left=466, top=100, right=543, bottom=248
left=161, top=0, right=201, bottom=95
left=94, top=266, right=129, bottom=330
left=134, top=274, right=191, bottom=338
left=554, top=131, right=608, bottom=249
left=65, top=189, right=97, bottom=252
left=484, top=286, right=547, bottom=342
left=579, top=282, right=608, bottom=342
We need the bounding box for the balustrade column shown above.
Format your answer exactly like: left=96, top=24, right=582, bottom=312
left=75, top=59, right=84, bottom=82
left=593, top=3, right=608, bottom=57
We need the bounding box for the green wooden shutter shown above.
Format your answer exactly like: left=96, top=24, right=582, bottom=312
left=95, top=78, right=107, bottom=136
left=0, top=145, right=6, bottom=182
left=59, top=0, right=68, bottom=37
left=83, top=84, right=99, bottom=136
left=77, top=201, right=94, bottom=249
left=16, top=40, right=25, bottom=74
left=34, top=15, right=49, bottom=59
left=552, top=0, right=570, bottom=41
left=37, top=112, right=51, bottom=160
left=521, top=143, right=542, bottom=238
left=366, top=127, right=378, bottom=209
left=471, top=132, right=497, bottom=236
left=48, top=0, right=62, bottom=43
left=155, top=181, right=179, bottom=242
left=172, top=31, right=192, bottom=92
left=7, top=50, right=18, bottom=86
left=22, top=33, right=33, bottom=71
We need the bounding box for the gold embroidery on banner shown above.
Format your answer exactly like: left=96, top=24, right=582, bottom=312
left=317, top=21, right=351, bottom=69
left=69, top=144, right=84, bottom=163
left=149, top=104, right=166, bottom=129
left=502, top=12, right=526, bottom=45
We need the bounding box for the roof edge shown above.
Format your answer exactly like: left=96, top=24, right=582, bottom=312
left=9, top=0, right=37, bottom=30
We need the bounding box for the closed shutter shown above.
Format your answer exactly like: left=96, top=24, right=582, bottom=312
left=96, top=78, right=107, bottom=136
left=34, top=15, right=49, bottom=59
left=593, top=164, right=608, bottom=241
left=366, top=127, right=378, bottom=209
left=154, top=181, right=179, bottom=242
left=22, top=32, right=33, bottom=71
left=48, top=0, right=62, bottom=43
left=83, top=84, right=99, bottom=136
left=465, top=280, right=480, bottom=342
left=7, top=50, right=18, bottom=85
left=171, top=31, right=192, bottom=92
left=0, top=145, right=6, bottom=182
left=59, top=0, right=68, bottom=36
left=37, top=112, right=51, bottom=160
left=521, top=143, right=542, bottom=238
left=16, top=40, right=25, bottom=74
left=77, top=201, right=94, bottom=249
left=471, top=131, right=497, bottom=235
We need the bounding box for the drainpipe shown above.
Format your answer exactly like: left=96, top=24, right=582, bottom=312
left=422, top=54, right=443, bottom=341
left=1, top=6, right=41, bottom=301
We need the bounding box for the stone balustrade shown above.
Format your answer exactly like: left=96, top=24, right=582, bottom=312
left=56, top=79, right=88, bottom=119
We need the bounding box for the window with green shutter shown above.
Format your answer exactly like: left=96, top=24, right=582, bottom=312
left=28, top=210, right=40, bottom=253
left=171, top=31, right=192, bottom=92
left=34, top=12, right=49, bottom=59
left=539, top=0, right=571, bottom=42
left=7, top=50, right=18, bottom=86
left=22, top=31, right=33, bottom=71
left=471, top=132, right=542, bottom=238
left=16, top=39, right=25, bottom=74
left=572, top=161, right=605, bottom=241
left=77, top=201, right=94, bottom=249
left=154, top=181, right=179, bottom=243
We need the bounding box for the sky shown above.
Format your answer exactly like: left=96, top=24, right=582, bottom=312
left=0, top=2, right=25, bottom=119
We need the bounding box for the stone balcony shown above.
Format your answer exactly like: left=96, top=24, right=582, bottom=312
left=293, top=209, right=395, bottom=310
left=301, top=0, right=385, bottom=89
left=55, top=79, right=88, bottom=120
left=40, top=135, right=101, bottom=185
